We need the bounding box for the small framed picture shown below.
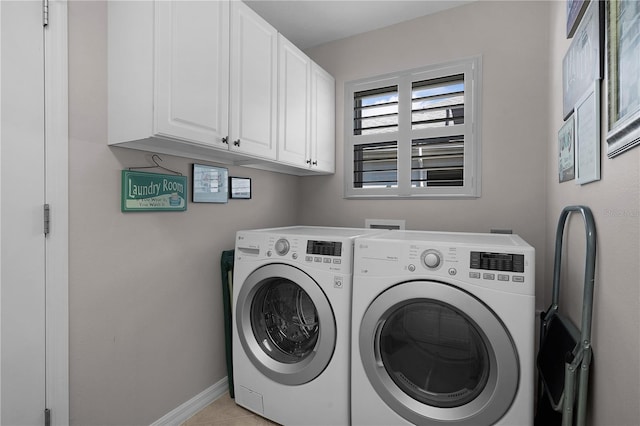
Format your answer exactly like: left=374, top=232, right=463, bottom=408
left=192, top=163, right=228, bottom=203
left=229, top=177, right=251, bottom=199
left=558, top=114, right=575, bottom=182
left=575, top=83, right=601, bottom=185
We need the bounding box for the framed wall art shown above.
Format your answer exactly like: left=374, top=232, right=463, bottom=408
left=558, top=114, right=576, bottom=182
left=192, top=163, right=228, bottom=203
left=562, top=0, right=603, bottom=118
left=229, top=177, right=252, bottom=199
left=605, top=0, right=640, bottom=158
left=575, top=82, right=601, bottom=185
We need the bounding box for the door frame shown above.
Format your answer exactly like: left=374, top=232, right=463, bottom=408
left=44, top=1, right=69, bottom=424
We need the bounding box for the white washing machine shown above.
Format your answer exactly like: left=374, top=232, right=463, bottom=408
left=351, top=231, right=535, bottom=426
left=232, top=226, right=382, bottom=425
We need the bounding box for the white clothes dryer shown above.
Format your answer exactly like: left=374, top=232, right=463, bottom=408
left=351, top=231, right=535, bottom=426
left=233, top=226, right=381, bottom=426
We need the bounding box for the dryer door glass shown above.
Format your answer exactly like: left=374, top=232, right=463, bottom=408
left=359, top=280, right=519, bottom=425
left=379, top=300, right=489, bottom=408
left=251, top=278, right=319, bottom=362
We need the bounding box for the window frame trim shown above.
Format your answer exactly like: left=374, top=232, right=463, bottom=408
left=344, top=56, right=482, bottom=199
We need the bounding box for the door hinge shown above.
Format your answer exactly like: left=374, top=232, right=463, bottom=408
left=42, top=0, right=49, bottom=27
left=44, top=204, right=50, bottom=236
left=44, top=408, right=51, bottom=426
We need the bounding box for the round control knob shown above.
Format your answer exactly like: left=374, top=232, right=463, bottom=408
left=421, top=250, right=442, bottom=269
left=274, top=238, right=290, bottom=256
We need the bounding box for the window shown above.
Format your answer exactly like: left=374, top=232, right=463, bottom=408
left=344, top=57, right=482, bottom=198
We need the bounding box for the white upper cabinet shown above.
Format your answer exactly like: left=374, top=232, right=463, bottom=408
left=278, top=35, right=311, bottom=167
left=108, top=1, right=236, bottom=161
left=310, top=63, right=336, bottom=173
left=229, top=1, right=278, bottom=160
left=154, top=1, right=229, bottom=148
left=278, top=36, right=335, bottom=173
left=108, top=0, right=334, bottom=175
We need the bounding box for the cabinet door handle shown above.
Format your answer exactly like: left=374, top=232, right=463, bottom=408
left=306, top=159, right=312, bottom=164
left=222, top=136, right=228, bottom=144
left=233, top=139, right=240, bottom=147
left=312, top=161, right=318, bottom=166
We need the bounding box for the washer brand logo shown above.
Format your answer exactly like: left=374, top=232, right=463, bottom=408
left=359, top=244, right=368, bottom=249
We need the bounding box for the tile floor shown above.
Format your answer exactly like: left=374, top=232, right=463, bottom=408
left=182, top=392, right=280, bottom=426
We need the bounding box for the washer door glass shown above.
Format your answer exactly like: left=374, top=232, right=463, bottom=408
left=380, top=300, right=490, bottom=408
left=360, top=280, right=519, bottom=425
left=236, top=264, right=336, bottom=385
left=251, top=278, right=319, bottom=363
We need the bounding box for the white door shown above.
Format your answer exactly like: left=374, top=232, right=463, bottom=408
left=1, top=1, right=68, bottom=424
left=1, top=1, right=46, bottom=424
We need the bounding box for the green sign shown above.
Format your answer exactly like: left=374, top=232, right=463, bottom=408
left=121, top=170, right=187, bottom=212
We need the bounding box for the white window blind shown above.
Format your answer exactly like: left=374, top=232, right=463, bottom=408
left=344, top=57, right=481, bottom=198
left=353, top=141, right=398, bottom=188
left=354, top=86, right=399, bottom=135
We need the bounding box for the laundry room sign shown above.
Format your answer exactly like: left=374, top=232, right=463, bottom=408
left=121, top=170, right=187, bottom=212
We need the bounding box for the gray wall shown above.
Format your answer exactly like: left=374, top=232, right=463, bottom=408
left=68, top=2, right=299, bottom=424
left=545, top=2, right=640, bottom=424
left=303, top=1, right=551, bottom=305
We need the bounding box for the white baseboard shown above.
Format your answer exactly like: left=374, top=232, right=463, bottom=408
left=151, top=377, right=229, bottom=426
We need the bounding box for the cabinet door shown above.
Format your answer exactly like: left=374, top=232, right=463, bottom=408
left=310, top=63, right=336, bottom=173
left=278, top=35, right=311, bottom=167
left=155, top=1, right=229, bottom=147
left=230, top=1, right=278, bottom=159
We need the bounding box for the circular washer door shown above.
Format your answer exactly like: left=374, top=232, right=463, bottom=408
left=236, top=263, right=336, bottom=385
left=359, top=280, right=519, bottom=425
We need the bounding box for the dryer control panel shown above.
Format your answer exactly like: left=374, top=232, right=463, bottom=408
left=354, top=231, right=535, bottom=296
left=470, top=251, right=525, bottom=273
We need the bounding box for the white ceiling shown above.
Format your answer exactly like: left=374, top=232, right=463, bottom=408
left=244, top=0, right=474, bottom=50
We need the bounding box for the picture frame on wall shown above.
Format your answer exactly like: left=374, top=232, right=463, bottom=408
left=558, top=114, right=576, bottom=182
left=562, top=0, right=603, bottom=119
left=229, top=177, right=252, bottom=199
left=575, top=82, right=601, bottom=185
left=567, top=0, right=590, bottom=38
left=192, top=163, right=228, bottom=203
left=605, top=0, right=640, bottom=158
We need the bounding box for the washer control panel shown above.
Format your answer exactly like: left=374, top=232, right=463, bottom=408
left=307, top=240, right=343, bottom=257
left=236, top=232, right=351, bottom=273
